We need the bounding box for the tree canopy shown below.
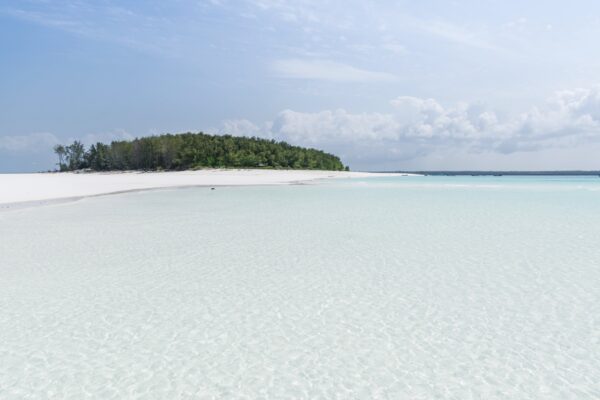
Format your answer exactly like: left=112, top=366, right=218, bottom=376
left=54, top=132, right=348, bottom=172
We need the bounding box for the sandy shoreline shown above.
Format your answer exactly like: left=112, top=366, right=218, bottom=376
left=0, top=169, right=411, bottom=207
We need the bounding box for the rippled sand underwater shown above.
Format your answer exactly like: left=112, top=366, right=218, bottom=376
left=1, top=176, right=600, bottom=399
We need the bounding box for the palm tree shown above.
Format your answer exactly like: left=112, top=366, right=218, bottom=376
left=53, top=144, right=66, bottom=171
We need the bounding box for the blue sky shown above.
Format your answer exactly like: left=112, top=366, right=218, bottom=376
left=2, top=0, right=600, bottom=171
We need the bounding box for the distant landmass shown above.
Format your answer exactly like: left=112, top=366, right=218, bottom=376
left=53, top=132, right=348, bottom=172
left=388, top=171, right=600, bottom=176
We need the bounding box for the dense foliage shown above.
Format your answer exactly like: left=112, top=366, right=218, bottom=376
left=54, top=132, right=348, bottom=172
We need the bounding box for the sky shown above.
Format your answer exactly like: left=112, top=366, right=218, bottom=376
left=2, top=0, right=600, bottom=172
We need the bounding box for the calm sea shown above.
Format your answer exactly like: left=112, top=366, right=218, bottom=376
left=1, top=176, right=599, bottom=399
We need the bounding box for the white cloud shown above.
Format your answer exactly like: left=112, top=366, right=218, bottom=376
left=0, top=133, right=59, bottom=152
left=0, top=130, right=135, bottom=155
left=219, top=86, right=600, bottom=169
left=214, top=119, right=264, bottom=137
left=77, top=130, right=135, bottom=146
left=244, top=1, right=502, bottom=52
left=271, top=59, right=400, bottom=82
left=412, top=19, right=500, bottom=51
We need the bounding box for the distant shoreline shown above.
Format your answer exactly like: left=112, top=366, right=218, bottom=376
left=383, top=171, right=600, bottom=176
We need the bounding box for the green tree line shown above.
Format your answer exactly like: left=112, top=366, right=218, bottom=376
left=53, top=132, right=348, bottom=171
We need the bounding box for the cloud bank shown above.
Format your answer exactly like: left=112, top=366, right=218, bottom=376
left=0, top=133, right=59, bottom=152
left=218, top=86, right=600, bottom=169
left=4, top=87, right=600, bottom=172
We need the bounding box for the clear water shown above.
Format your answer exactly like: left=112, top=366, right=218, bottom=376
left=1, top=176, right=599, bottom=399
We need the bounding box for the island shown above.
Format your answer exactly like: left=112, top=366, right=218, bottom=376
left=53, top=132, right=348, bottom=172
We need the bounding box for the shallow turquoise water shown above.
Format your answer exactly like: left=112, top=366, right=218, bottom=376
left=1, top=176, right=599, bottom=399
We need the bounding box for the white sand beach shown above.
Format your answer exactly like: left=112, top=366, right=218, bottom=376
left=0, top=169, right=409, bottom=206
